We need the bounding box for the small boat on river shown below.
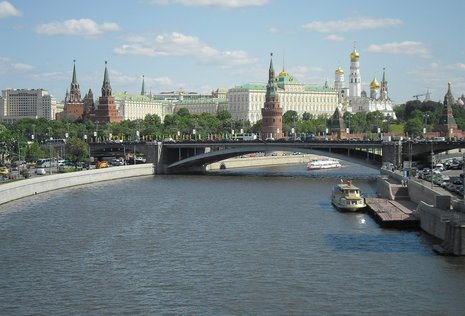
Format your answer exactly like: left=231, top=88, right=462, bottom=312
left=307, top=158, right=341, bottom=170
left=331, top=180, right=366, bottom=212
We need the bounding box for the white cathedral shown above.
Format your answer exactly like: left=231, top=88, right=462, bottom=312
left=334, top=47, right=397, bottom=120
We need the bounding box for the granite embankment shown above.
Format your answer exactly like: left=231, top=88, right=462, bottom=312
left=379, top=168, right=465, bottom=255
left=0, top=164, right=154, bottom=205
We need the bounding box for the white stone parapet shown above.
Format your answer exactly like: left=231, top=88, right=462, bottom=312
left=0, top=164, right=154, bottom=206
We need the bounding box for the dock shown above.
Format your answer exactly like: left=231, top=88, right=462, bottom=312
left=365, top=198, right=420, bottom=229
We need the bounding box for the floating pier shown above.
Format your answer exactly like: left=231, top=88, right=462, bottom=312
left=365, top=197, right=420, bottom=229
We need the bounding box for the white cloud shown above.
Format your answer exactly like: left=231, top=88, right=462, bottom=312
left=0, top=1, right=21, bottom=18
left=303, top=16, right=402, bottom=33
left=114, top=32, right=256, bottom=67
left=408, top=62, right=465, bottom=98
left=0, top=57, right=33, bottom=74
left=326, top=34, right=344, bottom=41
left=36, top=19, right=120, bottom=37
left=366, top=41, right=431, bottom=58
left=269, top=27, right=279, bottom=33
left=448, top=63, right=465, bottom=71
left=146, top=0, right=269, bottom=8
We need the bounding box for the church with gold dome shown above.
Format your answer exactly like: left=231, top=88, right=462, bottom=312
left=334, top=47, right=397, bottom=120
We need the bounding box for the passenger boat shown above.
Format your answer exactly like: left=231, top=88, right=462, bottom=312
left=331, top=180, right=366, bottom=211
left=307, top=158, right=341, bottom=170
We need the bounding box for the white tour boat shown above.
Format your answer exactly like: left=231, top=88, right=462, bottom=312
left=307, top=159, right=341, bottom=170
left=331, top=180, right=366, bottom=212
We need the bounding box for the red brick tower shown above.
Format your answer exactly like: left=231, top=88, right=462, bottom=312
left=63, top=60, right=85, bottom=120
left=261, top=53, right=283, bottom=140
left=93, top=61, right=122, bottom=123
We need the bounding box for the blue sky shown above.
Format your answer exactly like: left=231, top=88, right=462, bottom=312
left=1, top=0, right=464, bottom=105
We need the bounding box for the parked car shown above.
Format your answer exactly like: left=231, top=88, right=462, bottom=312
left=35, top=168, right=46, bottom=175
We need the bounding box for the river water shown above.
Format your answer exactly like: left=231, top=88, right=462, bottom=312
left=1, top=161, right=465, bottom=315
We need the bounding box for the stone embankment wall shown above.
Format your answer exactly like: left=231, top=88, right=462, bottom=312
left=0, top=164, right=154, bottom=206
left=380, top=168, right=465, bottom=255
left=208, top=154, right=314, bottom=170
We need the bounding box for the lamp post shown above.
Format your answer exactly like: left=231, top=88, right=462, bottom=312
left=431, top=141, right=434, bottom=189
left=17, top=133, right=21, bottom=163
left=348, top=115, right=352, bottom=134
left=423, top=114, right=429, bottom=139
left=31, top=124, right=35, bottom=141
left=48, top=127, right=52, bottom=175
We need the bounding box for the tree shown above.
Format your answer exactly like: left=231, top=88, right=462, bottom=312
left=176, top=108, right=190, bottom=117
left=217, top=109, right=232, bottom=121
left=65, top=137, right=89, bottom=168
left=24, top=142, right=46, bottom=163
left=405, top=117, right=424, bottom=138
left=302, top=112, right=312, bottom=121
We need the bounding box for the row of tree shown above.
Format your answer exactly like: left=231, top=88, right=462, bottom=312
left=0, top=99, right=462, bottom=165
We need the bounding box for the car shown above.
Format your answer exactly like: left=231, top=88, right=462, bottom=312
left=35, top=168, right=46, bottom=175
left=96, top=161, right=110, bottom=169
left=111, top=159, right=125, bottom=166
left=162, top=137, right=176, bottom=143
left=0, top=168, right=10, bottom=175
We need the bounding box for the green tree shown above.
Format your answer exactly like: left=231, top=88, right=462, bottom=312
left=24, top=142, right=46, bottom=163
left=65, top=137, right=89, bottom=168
left=302, top=112, right=312, bottom=121
left=405, top=117, right=424, bottom=138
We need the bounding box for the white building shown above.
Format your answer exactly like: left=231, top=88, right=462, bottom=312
left=0, top=89, right=58, bottom=122
left=113, top=92, right=174, bottom=122
left=228, top=69, right=338, bottom=124
left=335, top=47, right=397, bottom=119
left=174, top=97, right=227, bottom=115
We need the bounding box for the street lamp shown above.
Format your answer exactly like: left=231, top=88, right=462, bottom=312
left=423, top=114, right=429, bottom=138
left=48, top=127, right=52, bottom=175
left=193, top=128, right=196, bottom=140
left=31, top=124, right=35, bottom=141
left=347, top=114, right=352, bottom=134
left=431, top=141, right=434, bottom=189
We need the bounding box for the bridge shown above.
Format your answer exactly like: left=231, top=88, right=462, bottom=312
left=88, top=139, right=465, bottom=174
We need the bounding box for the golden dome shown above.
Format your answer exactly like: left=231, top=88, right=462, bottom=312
left=279, top=70, right=289, bottom=77
left=335, top=67, right=344, bottom=75
left=370, top=77, right=380, bottom=89
left=350, top=49, right=360, bottom=61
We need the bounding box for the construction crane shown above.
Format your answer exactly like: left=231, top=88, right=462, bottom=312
left=413, top=90, right=432, bottom=101
left=413, top=94, right=426, bottom=100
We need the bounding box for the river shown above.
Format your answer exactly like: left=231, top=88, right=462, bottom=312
left=1, top=161, right=465, bottom=315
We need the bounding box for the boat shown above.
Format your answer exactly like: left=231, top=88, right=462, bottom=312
left=331, top=180, right=366, bottom=211
left=307, top=158, right=341, bottom=170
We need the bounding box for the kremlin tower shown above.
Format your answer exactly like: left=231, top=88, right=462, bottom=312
left=63, top=60, right=85, bottom=121
left=92, top=61, right=122, bottom=123
left=261, top=53, right=283, bottom=140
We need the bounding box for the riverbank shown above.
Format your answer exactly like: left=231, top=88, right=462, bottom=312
left=378, top=168, right=465, bottom=255
left=0, top=164, right=154, bottom=206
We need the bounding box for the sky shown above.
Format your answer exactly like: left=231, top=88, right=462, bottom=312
left=1, top=0, right=465, bottom=105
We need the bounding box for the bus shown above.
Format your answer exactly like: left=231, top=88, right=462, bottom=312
left=35, top=158, right=58, bottom=168
left=233, top=133, right=257, bottom=141
left=44, top=138, right=67, bottom=145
